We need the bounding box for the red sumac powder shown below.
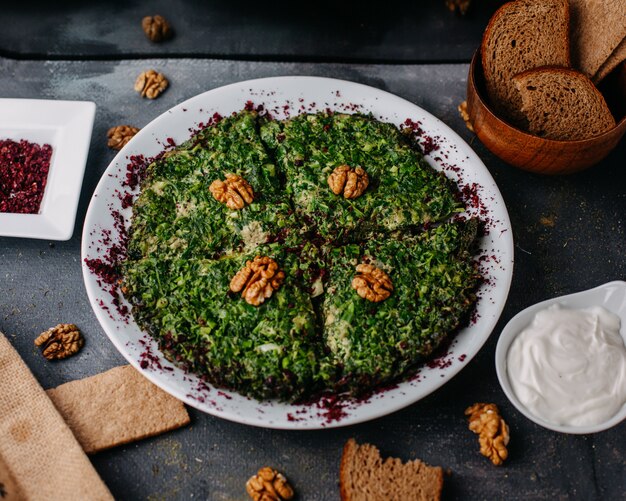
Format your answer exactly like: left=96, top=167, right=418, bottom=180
left=0, top=139, right=53, bottom=214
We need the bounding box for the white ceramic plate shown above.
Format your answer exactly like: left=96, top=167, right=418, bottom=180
left=82, top=77, right=513, bottom=429
left=0, top=98, right=95, bottom=240
left=496, top=281, right=626, bottom=434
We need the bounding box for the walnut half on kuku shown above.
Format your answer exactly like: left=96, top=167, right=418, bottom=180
left=328, top=164, right=369, bottom=199
left=230, top=256, right=285, bottom=306
left=352, top=263, right=393, bottom=302
left=209, top=173, right=255, bottom=210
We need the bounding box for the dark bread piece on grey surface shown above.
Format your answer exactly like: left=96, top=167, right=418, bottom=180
left=481, top=0, right=570, bottom=125
left=339, top=439, right=443, bottom=501
left=513, top=66, right=616, bottom=140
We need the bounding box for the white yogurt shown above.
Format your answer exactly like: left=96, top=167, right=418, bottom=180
left=507, top=304, right=626, bottom=427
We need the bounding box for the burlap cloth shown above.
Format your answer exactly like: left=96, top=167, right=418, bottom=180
left=0, top=332, right=113, bottom=501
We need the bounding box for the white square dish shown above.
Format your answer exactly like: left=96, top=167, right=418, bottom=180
left=0, top=98, right=96, bottom=240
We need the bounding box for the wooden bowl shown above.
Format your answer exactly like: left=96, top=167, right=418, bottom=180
left=466, top=51, right=626, bottom=174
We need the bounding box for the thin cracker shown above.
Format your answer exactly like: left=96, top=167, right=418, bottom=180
left=46, top=365, right=190, bottom=454
left=570, top=0, right=626, bottom=77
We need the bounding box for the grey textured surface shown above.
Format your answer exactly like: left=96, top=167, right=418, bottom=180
left=0, top=0, right=503, bottom=62
left=0, top=57, right=625, bottom=500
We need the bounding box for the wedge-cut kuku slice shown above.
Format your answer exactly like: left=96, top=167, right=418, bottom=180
left=594, top=38, right=626, bottom=84
left=481, top=0, right=570, bottom=125
left=339, top=439, right=444, bottom=501
left=513, top=67, right=616, bottom=140
left=570, top=0, right=626, bottom=79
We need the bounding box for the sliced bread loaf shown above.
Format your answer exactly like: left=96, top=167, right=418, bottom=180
left=339, top=439, right=443, bottom=501
left=481, top=0, right=570, bottom=125
left=570, top=0, right=626, bottom=79
left=594, top=37, right=626, bottom=84
left=513, top=67, right=616, bottom=140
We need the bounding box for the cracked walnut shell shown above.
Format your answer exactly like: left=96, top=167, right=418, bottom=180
left=328, top=164, right=369, bottom=199
left=230, top=256, right=285, bottom=306
left=246, top=467, right=294, bottom=501
left=209, top=173, right=255, bottom=210
left=142, top=15, right=172, bottom=42
left=134, top=70, right=169, bottom=99
left=465, top=403, right=510, bottom=466
left=34, top=324, right=84, bottom=360
left=107, top=125, right=140, bottom=150
left=352, top=263, right=393, bottom=302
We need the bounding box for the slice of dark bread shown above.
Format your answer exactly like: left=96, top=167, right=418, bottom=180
left=339, top=439, right=443, bottom=501
left=594, top=37, right=626, bottom=84
left=513, top=67, right=616, bottom=140
left=570, top=0, right=626, bottom=79
left=481, top=0, right=570, bottom=125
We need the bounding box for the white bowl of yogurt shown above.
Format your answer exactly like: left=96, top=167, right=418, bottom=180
left=495, top=281, right=626, bottom=434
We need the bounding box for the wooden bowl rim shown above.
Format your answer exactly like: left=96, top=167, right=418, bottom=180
left=468, top=50, right=626, bottom=145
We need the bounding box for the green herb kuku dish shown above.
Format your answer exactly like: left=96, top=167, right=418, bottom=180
left=122, top=109, right=481, bottom=402
left=261, top=112, right=463, bottom=241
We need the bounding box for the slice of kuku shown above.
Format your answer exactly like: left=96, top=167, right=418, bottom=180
left=260, top=113, right=461, bottom=242
left=321, top=220, right=480, bottom=395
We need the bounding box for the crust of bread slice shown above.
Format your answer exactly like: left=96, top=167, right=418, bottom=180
left=339, top=438, right=357, bottom=501
left=481, top=0, right=570, bottom=126
left=339, top=438, right=444, bottom=501
left=513, top=66, right=616, bottom=140
left=594, top=37, right=626, bottom=83
left=570, top=0, right=626, bottom=78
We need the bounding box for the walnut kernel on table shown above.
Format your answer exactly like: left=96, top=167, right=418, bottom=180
left=134, top=70, right=169, bottom=99
left=465, top=403, right=510, bottom=466
left=34, top=324, right=84, bottom=360
left=352, top=263, right=393, bottom=302
left=209, top=173, right=255, bottom=209
left=107, top=125, right=140, bottom=150
left=446, top=0, right=472, bottom=15
left=141, top=15, right=172, bottom=42
left=230, top=256, right=285, bottom=306
left=246, top=467, right=294, bottom=501
left=458, top=101, right=475, bottom=132
left=328, top=164, right=369, bottom=199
